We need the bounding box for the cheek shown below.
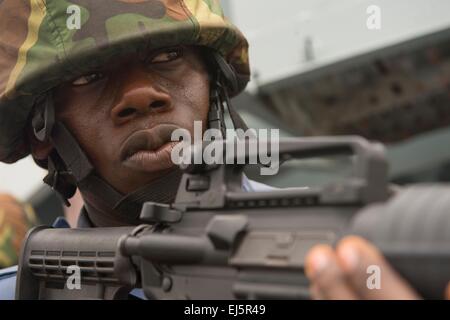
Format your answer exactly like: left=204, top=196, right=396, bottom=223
left=184, top=73, right=210, bottom=112
left=54, top=87, right=120, bottom=169
left=171, top=70, right=210, bottom=124
left=60, top=113, right=108, bottom=167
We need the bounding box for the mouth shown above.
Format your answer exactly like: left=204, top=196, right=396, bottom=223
left=120, top=124, right=181, bottom=172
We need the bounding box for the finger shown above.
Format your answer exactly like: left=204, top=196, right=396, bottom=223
left=305, top=244, right=358, bottom=300
left=309, top=284, right=324, bottom=300
left=445, top=282, right=450, bottom=300
left=335, top=236, right=420, bottom=300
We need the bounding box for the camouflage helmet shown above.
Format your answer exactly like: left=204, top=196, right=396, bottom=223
left=0, top=0, right=250, bottom=164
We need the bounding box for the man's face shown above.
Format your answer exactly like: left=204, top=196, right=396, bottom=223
left=48, top=46, right=210, bottom=194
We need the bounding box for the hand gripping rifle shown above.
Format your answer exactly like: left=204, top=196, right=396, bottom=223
left=15, top=137, right=450, bottom=299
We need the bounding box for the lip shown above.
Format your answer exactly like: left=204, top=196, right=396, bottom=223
left=120, top=124, right=181, bottom=171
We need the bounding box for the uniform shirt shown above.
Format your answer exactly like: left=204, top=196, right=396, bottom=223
left=0, top=177, right=273, bottom=300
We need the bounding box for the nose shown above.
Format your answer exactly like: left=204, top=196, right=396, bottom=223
left=111, top=68, right=172, bottom=126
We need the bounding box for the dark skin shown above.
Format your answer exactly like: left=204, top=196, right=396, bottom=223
left=28, top=46, right=449, bottom=300
left=305, top=236, right=449, bottom=299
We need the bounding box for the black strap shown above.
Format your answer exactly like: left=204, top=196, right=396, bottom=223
left=32, top=94, right=55, bottom=143
left=222, top=85, right=251, bottom=133
left=212, top=51, right=239, bottom=95
left=51, top=122, right=94, bottom=182
left=211, top=51, right=251, bottom=134
left=208, top=85, right=226, bottom=136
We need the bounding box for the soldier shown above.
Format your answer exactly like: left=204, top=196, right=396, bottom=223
left=0, top=194, right=38, bottom=268
left=0, top=0, right=446, bottom=299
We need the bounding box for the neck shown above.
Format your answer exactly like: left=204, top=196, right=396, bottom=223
left=79, top=168, right=184, bottom=227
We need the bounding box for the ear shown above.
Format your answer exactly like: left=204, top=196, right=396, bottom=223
left=29, top=140, right=53, bottom=170
left=28, top=130, right=53, bottom=161
left=31, top=140, right=53, bottom=161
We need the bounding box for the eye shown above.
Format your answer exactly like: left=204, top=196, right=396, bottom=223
left=149, top=47, right=183, bottom=64
left=71, top=72, right=104, bottom=86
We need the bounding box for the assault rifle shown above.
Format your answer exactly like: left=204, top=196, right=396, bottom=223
left=16, top=137, right=450, bottom=299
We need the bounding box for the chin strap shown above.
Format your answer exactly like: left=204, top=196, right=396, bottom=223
left=210, top=51, right=251, bottom=135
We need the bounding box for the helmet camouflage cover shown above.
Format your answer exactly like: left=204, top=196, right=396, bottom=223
left=0, top=0, right=250, bottom=163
